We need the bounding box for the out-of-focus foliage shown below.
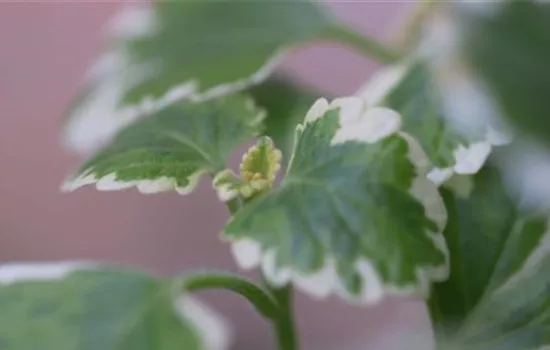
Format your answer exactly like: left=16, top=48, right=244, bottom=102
left=248, top=79, right=318, bottom=163
left=43, top=0, right=550, bottom=349
left=431, top=166, right=550, bottom=350
left=458, top=0, right=550, bottom=146
left=62, top=0, right=356, bottom=155
left=0, top=264, right=229, bottom=350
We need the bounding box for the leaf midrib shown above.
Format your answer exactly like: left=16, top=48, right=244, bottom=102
left=160, top=129, right=219, bottom=168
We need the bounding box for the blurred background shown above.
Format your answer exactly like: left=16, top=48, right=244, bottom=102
left=0, top=1, right=432, bottom=349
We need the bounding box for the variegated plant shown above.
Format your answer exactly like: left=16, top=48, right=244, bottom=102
left=5, top=0, right=550, bottom=349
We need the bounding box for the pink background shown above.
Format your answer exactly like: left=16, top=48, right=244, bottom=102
left=0, top=1, right=431, bottom=349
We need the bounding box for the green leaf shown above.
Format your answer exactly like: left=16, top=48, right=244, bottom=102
left=248, top=78, right=319, bottom=163
left=223, top=97, right=449, bottom=304
left=357, top=62, right=501, bottom=185
left=379, top=63, right=468, bottom=168
left=459, top=0, right=550, bottom=147
left=239, top=137, right=282, bottom=188
left=62, top=95, right=264, bottom=195
left=0, top=262, right=229, bottom=350
left=431, top=166, right=550, bottom=349
left=124, top=0, right=332, bottom=103
left=63, top=1, right=333, bottom=155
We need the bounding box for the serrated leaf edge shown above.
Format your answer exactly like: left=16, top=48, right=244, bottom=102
left=227, top=99, right=449, bottom=304
left=356, top=62, right=512, bottom=188
left=62, top=96, right=265, bottom=196
left=61, top=170, right=207, bottom=195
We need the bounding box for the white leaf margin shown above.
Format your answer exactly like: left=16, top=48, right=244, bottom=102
left=417, top=10, right=514, bottom=186
left=64, top=4, right=286, bottom=156
left=212, top=170, right=241, bottom=203
left=355, top=58, right=513, bottom=187
left=226, top=97, right=449, bottom=305
left=61, top=171, right=206, bottom=195
left=0, top=261, right=232, bottom=350
left=61, top=96, right=265, bottom=195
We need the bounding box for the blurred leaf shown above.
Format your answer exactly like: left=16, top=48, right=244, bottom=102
left=248, top=78, right=318, bottom=162
left=432, top=166, right=550, bottom=349
left=63, top=1, right=335, bottom=154
left=124, top=0, right=333, bottom=102
left=358, top=62, right=495, bottom=184
left=381, top=63, right=469, bottom=169
left=0, top=264, right=227, bottom=350
left=223, top=98, right=448, bottom=304
left=460, top=0, right=550, bottom=146
left=62, top=95, right=263, bottom=195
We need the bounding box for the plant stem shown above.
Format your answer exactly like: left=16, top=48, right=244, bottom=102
left=182, top=272, right=278, bottom=320
left=270, top=284, right=298, bottom=350
left=324, top=24, right=401, bottom=63
left=224, top=198, right=298, bottom=349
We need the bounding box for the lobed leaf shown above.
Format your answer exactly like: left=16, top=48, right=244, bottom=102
left=223, top=97, right=449, bottom=304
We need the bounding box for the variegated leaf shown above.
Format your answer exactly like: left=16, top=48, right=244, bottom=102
left=223, top=97, right=448, bottom=304
left=356, top=62, right=510, bottom=186
left=0, top=262, right=230, bottom=350
left=62, top=96, right=263, bottom=195
left=63, top=1, right=334, bottom=154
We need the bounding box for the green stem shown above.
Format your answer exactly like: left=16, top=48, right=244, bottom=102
left=225, top=197, right=297, bottom=349
left=324, top=24, right=401, bottom=63
left=183, top=272, right=278, bottom=320
left=270, top=284, right=298, bottom=350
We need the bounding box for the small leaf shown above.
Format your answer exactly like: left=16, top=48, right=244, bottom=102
left=213, top=137, right=282, bottom=201
left=0, top=262, right=230, bottom=350
left=63, top=1, right=334, bottom=154
left=223, top=97, right=449, bottom=304
left=357, top=62, right=504, bottom=186
left=432, top=166, right=550, bottom=350
left=212, top=170, right=244, bottom=203
left=62, top=95, right=264, bottom=195
left=239, top=137, right=282, bottom=191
